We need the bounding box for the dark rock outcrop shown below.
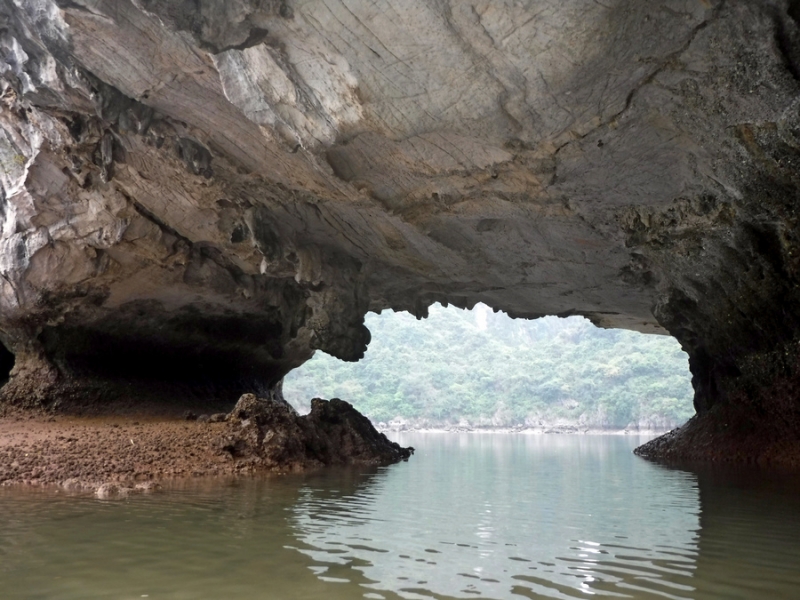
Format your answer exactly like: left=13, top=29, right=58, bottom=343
left=217, top=393, right=413, bottom=471
left=2, top=1, right=800, bottom=462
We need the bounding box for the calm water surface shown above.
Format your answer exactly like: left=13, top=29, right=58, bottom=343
left=2, top=434, right=800, bottom=599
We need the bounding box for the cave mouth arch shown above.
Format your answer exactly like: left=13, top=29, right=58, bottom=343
left=284, top=303, right=695, bottom=433
left=0, top=342, right=14, bottom=388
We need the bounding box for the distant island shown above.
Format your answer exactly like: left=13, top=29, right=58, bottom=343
left=284, top=304, right=694, bottom=433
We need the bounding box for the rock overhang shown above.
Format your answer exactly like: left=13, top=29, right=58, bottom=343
left=1, top=0, right=800, bottom=457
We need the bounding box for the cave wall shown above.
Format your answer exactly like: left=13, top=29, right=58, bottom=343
left=1, top=0, right=800, bottom=437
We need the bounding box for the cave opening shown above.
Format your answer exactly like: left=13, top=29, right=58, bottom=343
left=284, top=303, right=695, bottom=433
left=0, top=342, right=14, bottom=388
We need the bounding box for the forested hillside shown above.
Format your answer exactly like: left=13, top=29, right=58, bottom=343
left=283, top=304, right=694, bottom=431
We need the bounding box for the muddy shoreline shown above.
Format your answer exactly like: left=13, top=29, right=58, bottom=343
left=5, top=407, right=800, bottom=498
left=0, top=414, right=241, bottom=495
left=11, top=398, right=800, bottom=497
left=0, top=394, right=413, bottom=497
left=0, top=410, right=662, bottom=496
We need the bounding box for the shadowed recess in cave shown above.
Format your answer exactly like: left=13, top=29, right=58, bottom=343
left=37, top=306, right=286, bottom=386
left=17, top=299, right=308, bottom=411
left=0, top=343, right=14, bottom=387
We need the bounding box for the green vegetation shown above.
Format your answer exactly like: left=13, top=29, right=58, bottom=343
left=283, top=304, right=695, bottom=430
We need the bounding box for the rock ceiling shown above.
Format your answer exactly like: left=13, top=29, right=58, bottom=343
left=2, top=0, right=800, bottom=452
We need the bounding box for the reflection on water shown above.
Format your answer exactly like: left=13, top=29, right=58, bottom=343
left=288, top=434, right=700, bottom=600
left=0, top=434, right=799, bottom=599
left=691, top=468, right=800, bottom=599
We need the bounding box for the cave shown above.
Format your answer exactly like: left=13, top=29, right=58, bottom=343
left=2, top=0, right=800, bottom=463
left=0, top=342, right=14, bottom=388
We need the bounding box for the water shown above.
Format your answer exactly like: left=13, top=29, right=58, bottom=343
left=1, top=434, right=800, bottom=600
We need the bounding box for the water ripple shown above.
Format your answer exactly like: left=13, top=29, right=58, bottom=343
left=1, top=434, right=800, bottom=599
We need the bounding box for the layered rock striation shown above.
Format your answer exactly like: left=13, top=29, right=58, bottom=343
left=2, top=0, right=800, bottom=461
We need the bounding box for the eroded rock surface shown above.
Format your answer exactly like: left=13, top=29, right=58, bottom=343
left=218, top=393, right=413, bottom=471
left=2, top=1, right=800, bottom=460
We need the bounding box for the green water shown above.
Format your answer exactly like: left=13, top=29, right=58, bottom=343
left=1, top=433, right=800, bottom=599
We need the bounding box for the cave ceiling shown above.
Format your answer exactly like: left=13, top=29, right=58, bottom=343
left=2, top=0, right=800, bottom=411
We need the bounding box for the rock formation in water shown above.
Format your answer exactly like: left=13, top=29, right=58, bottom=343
left=218, top=393, right=413, bottom=471
left=2, top=0, right=800, bottom=461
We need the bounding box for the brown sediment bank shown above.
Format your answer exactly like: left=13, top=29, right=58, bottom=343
left=0, top=415, right=236, bottom=491
left=0, top=395, right=413, bottom=497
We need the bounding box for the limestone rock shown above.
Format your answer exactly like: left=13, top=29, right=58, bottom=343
left=1, top=1, right=800, bottom=460
left=218, top=393, right=413, bottom=471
